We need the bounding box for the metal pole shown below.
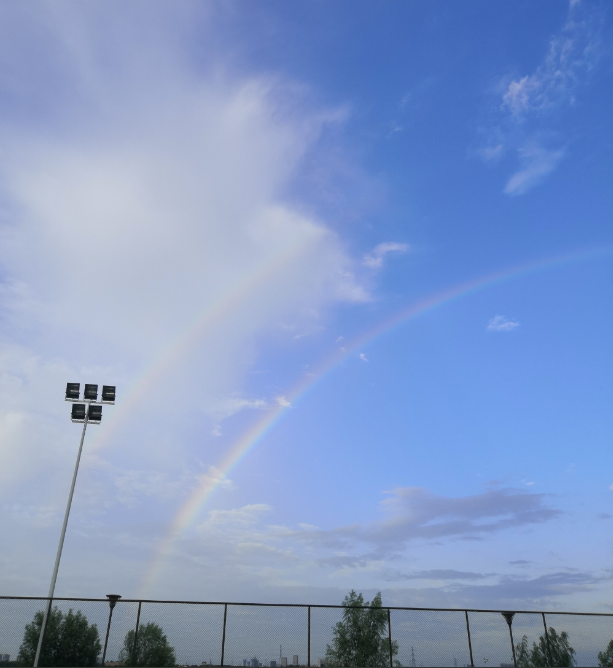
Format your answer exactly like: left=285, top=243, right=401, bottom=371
left=132, top=601, right=142, bottom=666
left=387, top=608, right=393, bottom=667
left=307, top=606, right=311, bottom=667
left=509, top=623, right=517, bottom=667
left=501, top=613, right=516, bottom=668
left=541, top=612, right=552, bottom=667
left=464, top=611, right=474, bottom=668
left=102, top=596, right=121, bottom=666
left=34, top=413, right=89, bottom=667
left=220, top=603, right=228, bottom=667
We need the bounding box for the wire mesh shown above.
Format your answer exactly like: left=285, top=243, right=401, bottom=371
left=466, top=611, right=516, bottom=667
left=390, top=609, right=471, bottom=667
left=0, top=597, right=44, bottom=664
left=135, top=602, right=224, bottom=666
left=222, top=605, right=308, bottom=667
left=97, top=600, right=140, bottom=666
left=507, top=612, right=547, bottom=666
left=309, top=606, right=346, bottom=668
left=544, top=612, right=613, bottom=667
left=2, top=599, right=613, bottom=668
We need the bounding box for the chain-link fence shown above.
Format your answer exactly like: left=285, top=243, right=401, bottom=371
left=1, top=596, right=612, bottom=667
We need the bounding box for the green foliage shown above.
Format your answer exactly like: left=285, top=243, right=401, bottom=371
left=515, top=627, right=576, bottom=667
left=118, top=621, right=176, bottom=667
left=324, top=590, right=400, bottom=667
left=598, top=639, right=613, bottom=667
left=17, top=606, right=101, bottom=667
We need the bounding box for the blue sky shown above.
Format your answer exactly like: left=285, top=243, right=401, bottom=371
left=0, top=0, right=612, bottom=613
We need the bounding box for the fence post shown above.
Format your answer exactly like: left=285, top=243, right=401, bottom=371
left=307, top=606, right=311, bottom=667
left=221, top=603, right=228, bottom=667
left=541, top=613, right=552, bottom=667
left=131, top=601, right=142, bottom=666
left=387, top=608, right=393, bottom=667
left=464, top=611, right=474, bottom=668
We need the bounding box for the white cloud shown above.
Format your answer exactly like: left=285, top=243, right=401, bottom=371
left=504, top=142, right=565, bottom=195
left=363, top=242, right=410, bottom=269
left=487, top=315, right=520, bottom=332
left=609, top=483, right=613, bottom=492
left=359, top=353, right=368, bottom=362
left=276, top=396, right=291, bottom=408
left=0, top=4, right=370, bottom=490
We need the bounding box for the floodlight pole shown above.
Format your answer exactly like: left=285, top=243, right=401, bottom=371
left=33, top=405, right=91, bottom=667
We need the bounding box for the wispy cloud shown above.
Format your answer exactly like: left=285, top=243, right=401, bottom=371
left=359, top=353, right=368, bottom=362
left=290, top=486, right=560, bottom=556
left=478, top=0, right=602, bottom=194
left=363, top=242, right=410, bottom=269
left=501, top=4, right=600, bottom=117
left=381, top=569, right=490, bottom=582
left=504, top=143, right=565, bottom=195
left=487, top=315, right=520, bottom=332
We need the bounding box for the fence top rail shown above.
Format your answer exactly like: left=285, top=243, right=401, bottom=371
left=1, top=595, right=612, bottom=617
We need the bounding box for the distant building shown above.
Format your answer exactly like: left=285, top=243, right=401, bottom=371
left=0, top=655, right=10, bottom=662
left=281, top=658, right=287, bottom=667
left=292, top=656, right=298, bottom=666
left=317, top=660, right=325, bottom=667
left=270, top=662, right=277, bottom=667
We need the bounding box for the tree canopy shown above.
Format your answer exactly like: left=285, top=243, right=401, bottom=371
left=118, top=621, right=176, bottom=667
left=17, top=606, right=101, bottom=667
left=598, top=639, right=613, bottom=667
left=515, top=627, right=576, bottom=667
left=324, top=590, right=399, bottom=667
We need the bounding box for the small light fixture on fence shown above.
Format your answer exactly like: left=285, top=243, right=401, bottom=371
left=102, top=594, right=122, bottom=666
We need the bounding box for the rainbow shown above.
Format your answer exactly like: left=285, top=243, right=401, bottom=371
left=86, top=234, right=315, bottom=455
left=137, top=244, right=612, bottom=596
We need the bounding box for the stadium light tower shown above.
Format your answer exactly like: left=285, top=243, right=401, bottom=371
left=34, top=383, right=116, bottom=668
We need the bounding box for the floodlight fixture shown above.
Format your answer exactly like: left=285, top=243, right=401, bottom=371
left=34, top=380, right=117, bottom=667
left=101, top=385, right=116, bottom=403
left=71, top=404, right=86, bottom=422
left=83, top=384, right=98, bottom=401
left=65, top=383, right=80, bottom=401
left=87, top=405, right=102, bottom=423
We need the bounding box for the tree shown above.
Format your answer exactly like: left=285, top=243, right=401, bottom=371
left=324, top=590, right=400, bottom=667
left=118, top=622, right=176, bottom=666
left=598, top=639, right=613, bottom=667
left=17, top=606, right=101, bottom=667
left=515, top=627, right=576, bottom=667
